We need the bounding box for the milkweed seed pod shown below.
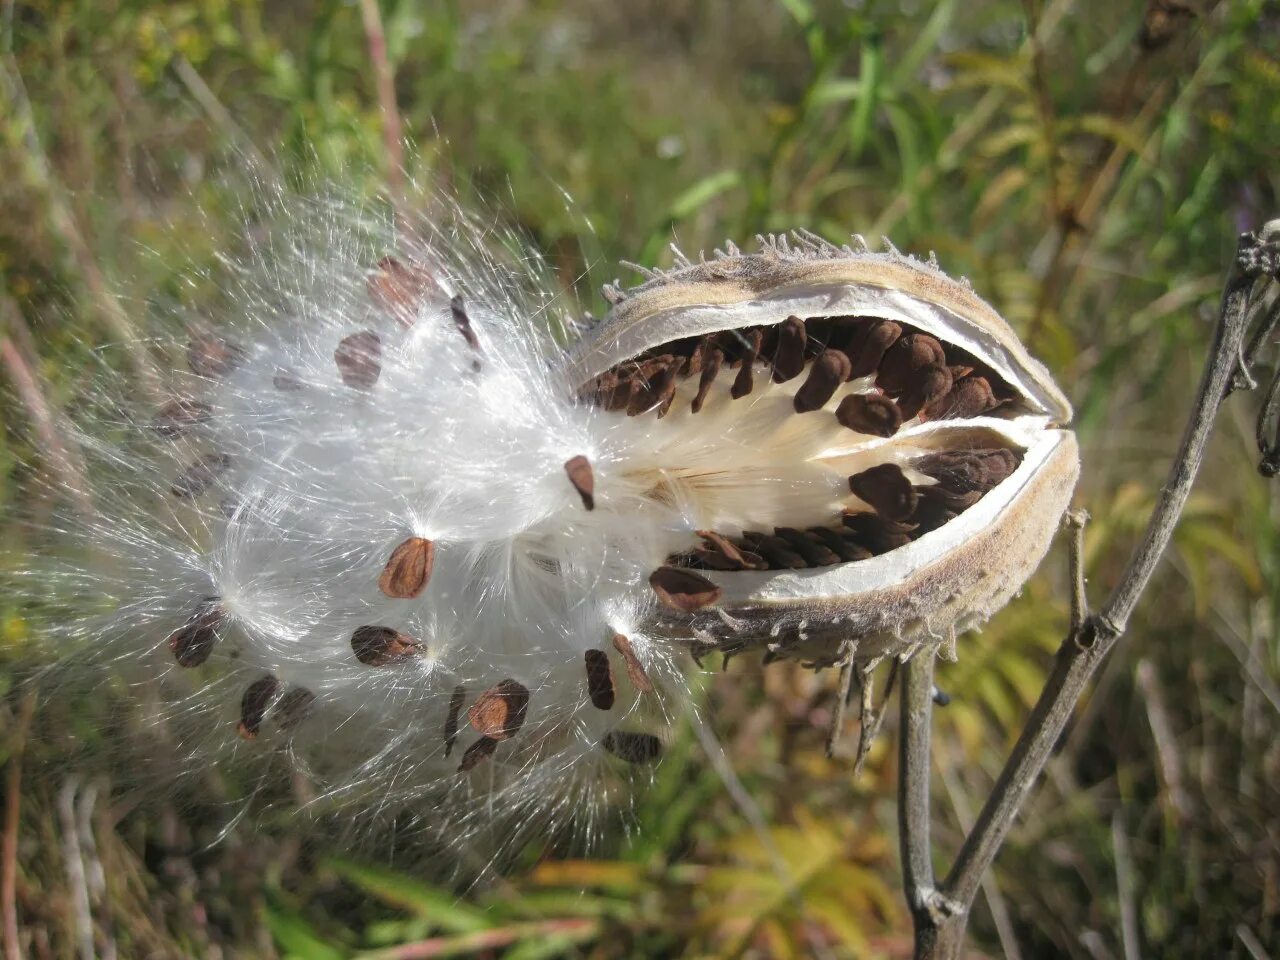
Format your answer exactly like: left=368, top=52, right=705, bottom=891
left=31, top=190, right=1074, bottom=852
left=573, top=231, right=1079, bottom=667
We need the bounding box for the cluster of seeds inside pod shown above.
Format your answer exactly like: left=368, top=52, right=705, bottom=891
left=581, top=312, right=1018, bottom=424
left=661, top=444, right=1023, bottom=575
left=150, top=255, right=671, bottom=770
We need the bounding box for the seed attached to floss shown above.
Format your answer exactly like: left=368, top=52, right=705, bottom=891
left=171, top=453, right=232, bottom=499
left=836, top=393, right=902, bottom=437
left=458, top=736, right=498, bottom=773
left=334, top=330, right=382, bottom=389
left=444, top=685, right=466, bottom=758
left=771, top=316, right=808, bottom=383
left=611, top=633, right=653, bottom=693
left=848, top=462, right=918, bottom=521
left=151, top=399, right=213, bottom=439
left=731, top=329, right=762, bottom=399
left=695, top=530, right=763, bottom=571
left=468, top=679, right=529, bottom=741
left=237, top=675, right=281, bottom=740
left=368, top=256, right=437, bottom=324
left=648, top=566, right=722, bottom=613
left=691, top=347, right=724, bottom=413
left=793, top=349, right=852, bottom=413
left=563, top=455, right=595, bottom=510
left=351, top=625, right=423, bottom=667
left=584, top=649, right=615, bottom=710
left=274, top=688, right=317, bottom=731
left=187, top=334, right=244, bottom=378
left=378, top=536, right=436, bottom=599
left=602, top=731, right=663, bottom=765
left=168, top=597, right=223, bottom=667
left=273, top=368, right=304, bottom=391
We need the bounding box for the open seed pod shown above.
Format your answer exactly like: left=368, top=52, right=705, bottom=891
left=572, top=232, right=1079, bottom=666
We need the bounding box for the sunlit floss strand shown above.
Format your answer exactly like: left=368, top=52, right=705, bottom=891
left=27, top=190, right=1075, bottom=855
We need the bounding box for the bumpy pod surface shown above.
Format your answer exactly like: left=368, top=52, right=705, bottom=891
left=34, top=200, right=1074, bottom=847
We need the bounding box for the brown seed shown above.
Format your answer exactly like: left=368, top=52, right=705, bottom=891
left=611, top=633, right=653, bottom=693
left=151, top=399, right=213, bottom=439
left=351, top=625, right=423, bottom=666
left=807, top=526, right=873, bottom=562
left=584, top=649, right=615, bottom=710
left=171, top=452, right=232, bottom=498
left=741, top=532, right=807, bottom=569
left=274, top=688, right=316, bottom=730
left=653, top=357, right=686, bottom=417
left=912, top=485, right=969, bottom=534
left=848, top=320, right=902, bottom=379
left=841, top=512, right=915, bottom=554
left=187, top=334, right=244, bottom=378
left=378, top=537, right=436, bottom=599
left=368, top=256, right=437, bottom=324
left=458, top=736, right=498, bottom=772
left=793, top=349, right=853, bottom=413
left=696, top=530, right=759, bottom=571
left=731, top=330, right=763, bottom=399
left=444, top=684, right=466, bottom=757
left=929, top=375, right=998, bottom=419
left=835, top=393, right=902, bottom=437
left=691, top=348, right=724, bottom=413
left=877, top=333, right=946, bottom=395
left=334, top=330, right=382, bottom=389
left=774, top=527, right=841, bottom=566
left=625, top=363, right=664, bottom=416
left=468, top=679, right=530, bottom=740
left=683, top=337, right=709, bottom=377
left=168, top=597, right=223, bottom=667
left=849, top=463, right=918, bottom=521
left=648, top=566, right=722, bottom=613
left=898, top=364, right=954, bottom=421
left=273, top=368, right=305, bottom=391
left=916, top=448, right=1019, bottom=494
left=449, top=295, right=481, bottom=353
left=772, top=317, right=808, bottom=383
left=237, top=675, right=281, bottom=740
left=563, top=455, right=595, bottom=509
left=602, top=731, right=662, bottom=764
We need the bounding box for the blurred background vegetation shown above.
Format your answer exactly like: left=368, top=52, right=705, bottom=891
left=1, top=0, right=1278, bottom=957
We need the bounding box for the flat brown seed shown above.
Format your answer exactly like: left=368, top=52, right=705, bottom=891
left=653, top=357, right=686, bottom=417
left=793, top=349, right=852, bottom=413
left=458, top=736, right=498, bottom=772
left=444, top=684, right=466, bottom=757
left=168, top=597, right=223, bottom=667
left=848, top=320, right=902, bottom=378
left=351, top=625, right=423, bottom=666
left=273, top=368, right=305, bottom=391
left=237, top=675, right=281, bottom=740
left=187, top=335, right=244, bottom=378
left=807, top=526, right=874, bottom=562
left=745, top=534, right=807, bottom=569
left=334, top=330, right=382, bottom=389
left=449, top=295, right=482, bottom=353
left=835, top=393, right=902, bottom=437
left=584, top=649, right=615, bottom=710
left=696, top=530, right=756, bottom=571
left=611, top=633, right=653, bottom=693
left=378, top=536, right=435, bottom=599
left=771, top=317, right=808, bottom=383
left=171, top=453, right=232, bottom=498
left=692, top=349, right=724, bottom=413
left=152, top=399, right=213, bottom=439
left=916, top=448, right=1019, bottom=494
left=898, top=364, right=954, bottom=421
left=841, top=512, right=914, bottom=554
left=930, top=375, right=998, bottom=419
left=563, top=455, right=595, bottom=509
left=274, top=688, right=316, bottom=730
left=602, top=731, right=662, bottom=764
left=877, top=333, right=946, bottom=395
left=848, top=463, right=919, bottom=522
left=368, top=256, right=438, bottom=324
left=648, top=566, right=722, bottom=612
left=468, top=679, right=529, bottom=740
left=731, top=330, right=762, bottom=399
left=774, top=527, right=841, bottom=566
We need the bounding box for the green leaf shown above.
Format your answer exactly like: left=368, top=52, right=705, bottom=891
left=325, top=859, right=490, bottom=933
